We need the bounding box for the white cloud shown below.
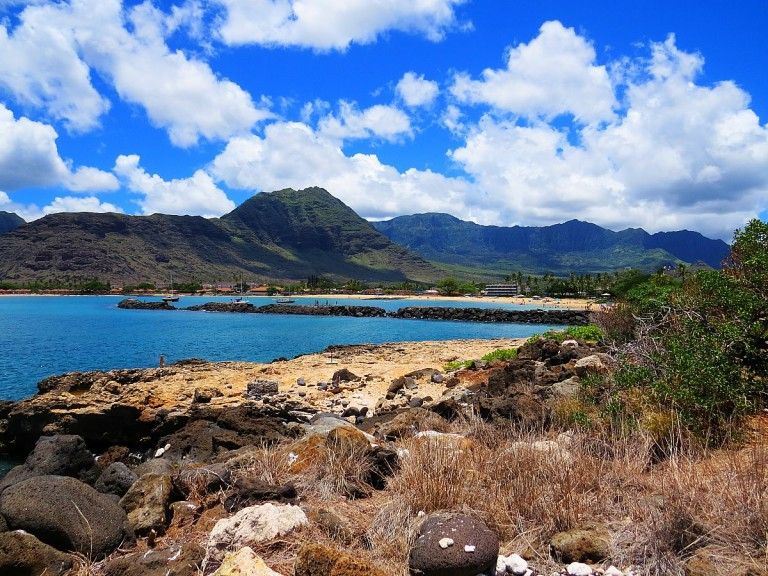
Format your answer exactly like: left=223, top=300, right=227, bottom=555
left=215, top=0, right=466, bottom=50
left=451, top=20, right=616, bottom=125
left=0, top=103, right=118, bottom=193
left=0, top=0, right=267, bottom=147
left=318, top=102, right=412, bottom=142
left=0, top=5, right=110, bottom=132
left=114, top=154, right=235, bottom=217
left=396, top=72, right=439, bottom=107
left=0, top=190, right=121, bottom=222
left=448, top=34, right=768, bottom=239
left=209, top=121, right=481, bottom=221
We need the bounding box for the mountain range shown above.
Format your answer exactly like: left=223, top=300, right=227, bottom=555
left=0, top=188, right=438, bottom=285
left=0, top=188, right=730, bottom=284
left=373, top=213, right=730, bottom=275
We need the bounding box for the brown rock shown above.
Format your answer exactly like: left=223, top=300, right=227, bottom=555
left=103, top=541, right=204, bottom=576
left=119, top=473, right=173, bottom=535
left=295, top=543, right=387, bottom=576
left=550, top=523, right=611, bottom=563
left=0, top=531, right=74, bottom=576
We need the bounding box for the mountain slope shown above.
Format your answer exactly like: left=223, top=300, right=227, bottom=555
left=373, top=214, right=730, bottom=274
left=0, top=212, right=24, bottom=235
left=0, top=188, right=439, bottom=284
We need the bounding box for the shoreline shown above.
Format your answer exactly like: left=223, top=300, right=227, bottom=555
left=0, top=291, right=601, bottom=310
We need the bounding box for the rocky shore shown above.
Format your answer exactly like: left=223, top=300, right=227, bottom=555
left=0, top=335, right=753, bottom=576
left=118, top=299, right=589, bottom=325
left=0, top=335, right=645, bottom=576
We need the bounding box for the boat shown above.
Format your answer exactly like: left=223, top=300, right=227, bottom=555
left=161, top=273, right=179, bottom=302
left=275, top=297, right=295, bottom=304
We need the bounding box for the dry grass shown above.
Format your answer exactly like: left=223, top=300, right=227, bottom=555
left=298, top=436, right=376, bottom=500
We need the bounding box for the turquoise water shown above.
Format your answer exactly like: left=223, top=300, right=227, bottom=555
left=0, top=296, right=560, bottom=400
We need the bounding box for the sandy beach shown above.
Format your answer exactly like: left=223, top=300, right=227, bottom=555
left=290, top=293, right=599, bottom=310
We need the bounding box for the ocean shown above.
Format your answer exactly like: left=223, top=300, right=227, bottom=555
left=0, top=295, right=562, bottom=401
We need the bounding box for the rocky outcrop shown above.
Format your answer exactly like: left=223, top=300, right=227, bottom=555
left=392, top=306, right=589, bottom=325
left=0, top=475, right=131, bottom=558
left=118, top=298, right=176, bottom=310
left=117, top=300, right=590, bottom=325
left=119, top=473, right=174, bottom=535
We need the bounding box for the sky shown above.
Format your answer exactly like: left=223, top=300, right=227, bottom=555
left=0, top=0, right=766, bottom=241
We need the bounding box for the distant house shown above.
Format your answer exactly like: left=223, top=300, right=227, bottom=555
left=423, top=289, right=439, bottom=295
left=481, top=283, right=520, bottom=297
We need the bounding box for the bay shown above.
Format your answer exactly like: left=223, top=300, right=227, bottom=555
left=0, top=295, right=562, bottom=400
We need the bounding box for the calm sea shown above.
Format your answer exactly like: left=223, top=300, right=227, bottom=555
left=0, top=296, right=561, bottom=401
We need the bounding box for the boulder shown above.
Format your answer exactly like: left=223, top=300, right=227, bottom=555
left=102, top=541, right=204, bottom=576
left=409, top=513, right=499, bottom=576
left=574, top=355, right=612, bottom=378
left=119, top=473, right=173, bottom=535
left=366, top=408, right=450, bottom=440
left=309, top=507, right=356, bottom=544
left=0, top=475, right=130, bottom=558
left=294, top=542, right=387, bottom=576
left=245, top=380, right=279, bottom=398
left=204, top=503, right=307, bottom=566
left=0, top=530, right=75, bottom=576
left=95, top=462, right=138, bottom=497
left=169, top=500, right=199, bottom=528
left=193, top=387, right=223, bottom=404
left=332, top=368, right=359, bottom=383
left=223, top=478, right=297, bottom=513
left=550, top=523, right=610, bottom=563
left=135, top=457, right=176, bottom=477
left=211, top=547, right=284, bottom=576
left=0, top=435, right=97, bottom=491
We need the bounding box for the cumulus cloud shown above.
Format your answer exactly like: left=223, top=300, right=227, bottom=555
left=215, top=0, right=466, bottom=50
left=0, top=0, right=267, bottom=147
left=396, top=72, right=439, bottom=107
left=451, top=20, right=616, bottom=125
left=448, top=34, right=768, bottom=239
left=209, top=121, right=482, bottom=221
left=0, top=190, right=122, bottom=222
left=0, top=6, right=110, bottom=132
left=0, top=103, right=118, bottom=193
left=318, top=102, right=412, bottom=142
left=114, top=154, right=235, bottom=217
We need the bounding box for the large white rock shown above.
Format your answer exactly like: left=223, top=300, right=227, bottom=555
left=211, top=547, right=284, bottom=576
left=205, top=503, right=307, bottom=565
left=566, top=562, right=593, bottom=576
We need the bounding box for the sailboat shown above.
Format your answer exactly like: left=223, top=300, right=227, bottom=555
left=162, top=273, right=179, bottom=302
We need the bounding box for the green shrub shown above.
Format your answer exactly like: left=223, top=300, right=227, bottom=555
left=444, top=347, right=518, bottom=371
left=528, top=324, right=605, bottom=344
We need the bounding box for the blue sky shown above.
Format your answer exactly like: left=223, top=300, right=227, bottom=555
left=0, top=0, right=766, bottom=240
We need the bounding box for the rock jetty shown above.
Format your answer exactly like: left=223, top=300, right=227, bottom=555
left=117, top=299, right=588, bottom=325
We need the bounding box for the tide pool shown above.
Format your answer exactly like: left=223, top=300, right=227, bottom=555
left=0, top=295, right=562, bottom=400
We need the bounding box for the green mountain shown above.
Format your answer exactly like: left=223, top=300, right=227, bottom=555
left=0, top=188, right=439, bottom=285
left=0, top=211, right=24, bottom=235
left=373, top=214, right=730, bottom=275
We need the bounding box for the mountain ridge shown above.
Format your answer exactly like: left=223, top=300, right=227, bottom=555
left=0, top=211, right=25, bottom=235
left=373, top=213, right=730, bottom=274
left=0, top=188, right=438, bottom=285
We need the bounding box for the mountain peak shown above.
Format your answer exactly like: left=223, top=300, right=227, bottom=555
left=0, top=211, right=26, bottom=235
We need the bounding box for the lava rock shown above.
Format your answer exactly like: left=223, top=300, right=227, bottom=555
left=331, top=368, right=359, bottom=383
left=409, top=512, right=499, bottom=576
left=103, top=541, right=204, bottom=576
left=119, top=473, right=173, bottom=535
left=0, top=475, right=131, bottom=558
left=245, top=380, right=279, bottom=398
left=94, top=462, right=138, bottom=497
left=0, top=530, right=75, bottom=576
left=0, top=435, right=98, bottom=491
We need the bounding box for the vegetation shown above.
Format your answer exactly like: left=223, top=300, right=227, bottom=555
left=590, top=219, right=768, bottom=443
left=528, top=324, right=605, bottom=345
left=444, top=347, right=518, bottom=371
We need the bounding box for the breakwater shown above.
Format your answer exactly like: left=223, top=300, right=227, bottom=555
left=118, top=299, right=588, bottom=325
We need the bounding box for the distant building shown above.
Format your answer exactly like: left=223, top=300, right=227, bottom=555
left=482, top=283, right=520, bottom=297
